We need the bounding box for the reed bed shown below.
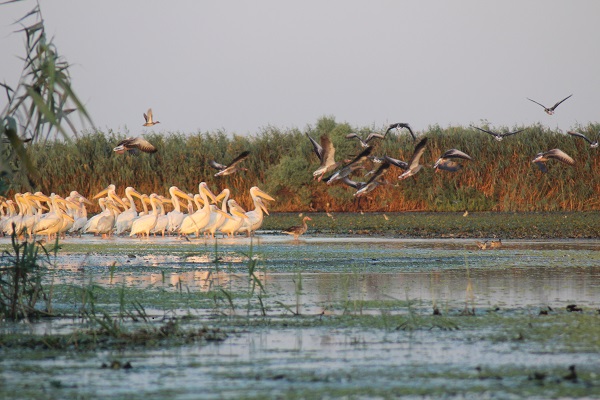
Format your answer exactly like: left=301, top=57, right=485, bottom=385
left=18, top=117, right=600, bottom=212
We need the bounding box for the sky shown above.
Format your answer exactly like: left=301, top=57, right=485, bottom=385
left=1, top=1, right=599, bottom=137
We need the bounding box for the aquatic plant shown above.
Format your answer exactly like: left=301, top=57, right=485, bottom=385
left=0, top=230, right=54, bottom=320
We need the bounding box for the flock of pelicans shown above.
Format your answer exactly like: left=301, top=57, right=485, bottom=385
left=1, top=95, right=595, bottom=243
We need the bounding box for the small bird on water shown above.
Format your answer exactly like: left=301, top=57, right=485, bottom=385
left=282, top=216, right=312, bottom=241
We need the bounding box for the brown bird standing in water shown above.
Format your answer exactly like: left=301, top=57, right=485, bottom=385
left=282, top=216, right=312, bottom=241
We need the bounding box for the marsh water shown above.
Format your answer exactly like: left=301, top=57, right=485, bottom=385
left=1, top=235, right=600, bottom=399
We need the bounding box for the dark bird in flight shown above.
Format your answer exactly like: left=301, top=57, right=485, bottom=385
left=384, top=122, right=416, bottom=140
left=345, top=132, right=385, bottom=148
left=306, top=133, right=342, bottom=181
left=347, top=161, right=391, bottom=197
left=113, top=137, right=157, bottom=154
left=325, top=146, right=373, bottom=185
left=532, top=148, right=575, bottom=173
left=209, top=150, right=251, bottom=176
left=567, top=130, right=599, bottom=148
left=527, top=94, right=572, bottom=115
left=471, top=126, right=525, bottom=142
left=433, top=149, right=473, bottom=172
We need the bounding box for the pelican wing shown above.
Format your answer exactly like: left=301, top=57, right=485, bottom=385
left=551, top=94, right=572, bottom=110
left=306, top=133, right=323, bottom=161
left=407, top=137, right=428, bottom=169
left=544, top=149, right=575, bottom=165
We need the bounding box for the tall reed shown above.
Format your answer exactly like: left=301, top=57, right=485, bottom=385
left=19, top=117, right=600, bottom=212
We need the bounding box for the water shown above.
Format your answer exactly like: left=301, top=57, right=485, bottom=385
left=1, top=235, right=599, bottom=398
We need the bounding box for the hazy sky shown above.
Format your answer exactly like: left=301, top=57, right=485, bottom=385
left=1, top=1, right=599, bottom=137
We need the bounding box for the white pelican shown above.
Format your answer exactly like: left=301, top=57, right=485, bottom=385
left=69, top=196, right=91, bottom=236
left=19, top=193, right=47, bottom=239
left=33, top=194, right=74, bottom=241
left=179, top=182, right=219, bottom=238
left=130, top=194, right=161, bottom=238
left=237, top=186, right=275, bottom=236
left=218, top=199, right=249, bottom=238
left=143, top=108, right=160, bottom=126
left=282, top=216, right=312, bottom=241
left=3, top=193, right=25, bottom=236
left=532, top=149, right=575, bottom=173
left=202, top=189, right=234, bottom=238
left=166, top=186, right=194, bottom=234
left=151, top=196, right=171, bottom=237
left=90, top=200, right=121, bottom=238
left=0, top=199, right=17, bottom=235
left=209, top=151, right=250, bottom=177
left=115, top=187, right=144, bottom=235
left=527, top=94, right=572, bottom=115
left=84, top=198, right=108, bottom=234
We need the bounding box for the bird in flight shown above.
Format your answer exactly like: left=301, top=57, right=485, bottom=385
left=567, top=131, right=599, bottom=148
left=532, top=148, right=575, bottom=173
left=527, top=94, right=572, bottom=115
left=433, top=149, right=473, bottom=172
left=398, top=137, right=428, bottom=180
left=143, top=108, right=160, bottom=126
left=113, top=137, right=157, bottom=154
left=345, top=132, right=385, bottom=148
left=209, top=150, right=251, bottom=176
left=471, top=126, right=525, bottom=142
left=384, top=122, right=416, bottom=141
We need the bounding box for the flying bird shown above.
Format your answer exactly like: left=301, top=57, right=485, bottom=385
left=567, top=131, right=599, bottom=148
left=532, top=148, right=575, bottom=173
left=349, top=161, right=391, bottom=197
left=433, top=149, right=473, bottom=172
left=325, top=146, right=373, bottom=185
left=345, top=132, right=385, bottom=148
left=527, top=94, right=572, bottom=115
left=398, top=137, right=428, bottom=180
left=384, top=122, right=416, bottom=140
left=113, top=137, right=157, bottom=154
left=209, top=150, right=251, bottom=176
left=472, top=126, right=525, bottom=142
left=143, top=108, right=160, bottom=126
left=306, top=133, right=341, bottom=181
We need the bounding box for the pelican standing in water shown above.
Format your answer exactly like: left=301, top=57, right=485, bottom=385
left=166, top=186, right=194, bottom=234
left=130, top=194, right=161, bottom=238
left=115, top=187, right=144, bottom=235
left=282, top=216, right=312, bottom=241
left=237, top=187, right=275, bottom=236
left=33, top=194, right=74, bottom=241
left=179, top=182, right=220, bottom=238
left=202, top=188, right=234, bottom=238
left=218, top=199, right=249, bottom=238
left=532, top=149, right=575, bottom=173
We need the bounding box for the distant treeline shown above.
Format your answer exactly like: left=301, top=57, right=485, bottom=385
left=16, top=116, right=600, bottom=213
